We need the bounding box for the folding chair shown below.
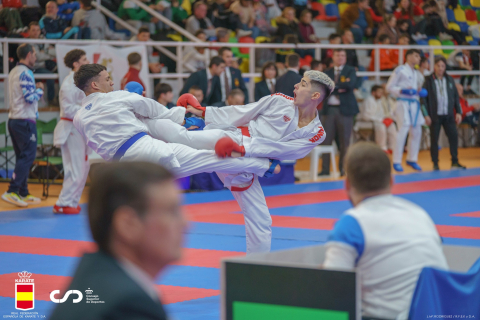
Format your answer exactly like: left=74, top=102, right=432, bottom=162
left=0, top=121, right=15, bottom=179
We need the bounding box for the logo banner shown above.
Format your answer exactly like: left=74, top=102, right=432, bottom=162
left=55, top=44, right=152, bottom=97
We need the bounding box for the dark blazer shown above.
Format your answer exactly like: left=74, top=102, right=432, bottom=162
left=255, top=80, right=272, bottom=101
left=49, top=251, right=167, bottom=320
left=180, top=69, right=222, bottom=105
left=228, top=67, right=249, bottom=104
left=421, top=73, right=462, bottom=122
left=212, top=101, right=227, bottom=107
left=324, top=65, right=359, bottom=116
left=275, top=70, right=302, bottom=98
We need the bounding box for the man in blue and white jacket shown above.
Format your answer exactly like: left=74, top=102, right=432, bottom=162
left=323, top=142, right=448, bottom=319
left=2, top=44, right=44, bottom=207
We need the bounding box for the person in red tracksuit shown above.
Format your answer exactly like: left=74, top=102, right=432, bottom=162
left=120, top=52, right=146, bottom=90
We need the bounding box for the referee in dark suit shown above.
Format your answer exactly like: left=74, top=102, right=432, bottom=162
left=320, top=49, right=359, bottom=176
left=49, top=162, right=186, bottom=320
left=275, top=53, right=302, bottom=98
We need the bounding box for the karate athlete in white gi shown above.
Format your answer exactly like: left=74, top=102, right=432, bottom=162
left=73, top=64, right=279, bottom=182
left=386, top=49, right=428, bottom=172
left=143, top=70, right=334, bottom=253
left=53, top=49, right=91, bottom=214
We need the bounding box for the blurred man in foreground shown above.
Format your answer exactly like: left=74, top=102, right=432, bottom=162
left=50, top=162, right=186, bottom=319
left=323, top=142, right=448, bottom=319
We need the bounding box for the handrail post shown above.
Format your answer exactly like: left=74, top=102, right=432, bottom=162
left=249, top=46, right=255, bottom=103
left=177, top=45, right=183, bottom=97
left=375, top=47, right=380, bottom=82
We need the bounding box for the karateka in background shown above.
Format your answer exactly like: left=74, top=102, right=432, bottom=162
left=53, top=49, right=91, bottom=214
left=386, top=49, right=428, bottom=172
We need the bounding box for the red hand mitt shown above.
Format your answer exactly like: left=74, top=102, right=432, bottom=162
left=383, top=118, right=393, bottom=127
left=215, top=137, right=246, bottom=158
left=177, top=93, right=206, bottom=117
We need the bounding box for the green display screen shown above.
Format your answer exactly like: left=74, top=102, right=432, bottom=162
left=233, top=301, right=350, bottom=320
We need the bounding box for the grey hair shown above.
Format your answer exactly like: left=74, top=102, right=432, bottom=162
left=304, top=70, right=335, bottom=100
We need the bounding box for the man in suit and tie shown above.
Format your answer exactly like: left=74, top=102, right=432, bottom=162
left=320, top=48, right=359, bottom=176
left=212, top=89, right=245, bottom=107
left=218, top=47, right=249, bottom=103
left=275, top=53, right=302, bottom=98
left=180, top=56, right=225, bottom=105
left=49, top=162, right=186, bottom=320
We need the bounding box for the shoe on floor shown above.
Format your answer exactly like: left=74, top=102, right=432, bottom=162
left=317, top=171, right=330, bottom=176
left=406, top=161, right=422, bottom=171
left=393, top=163, right=404, bottom=172
left=2, top=192, right=28, bottom=207
left=21, top=194, right=41, bottom=204
left=53, top=205, right=81, bottom=214
left=451, top=162, right=466, bottom=170
left=433, top=163, right=440, bottom=171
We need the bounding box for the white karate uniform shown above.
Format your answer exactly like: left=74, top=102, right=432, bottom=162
left=386, top=64, right=424, bottom=164
left=73, top=91, right=270, bottom=179
left=144, top=93, right=326, bottom=253
left=53, top=71, right=90, bottom=208
left=361, top=95, right=397, bottom=151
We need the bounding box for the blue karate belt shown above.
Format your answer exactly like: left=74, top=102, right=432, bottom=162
left=113, top=132, right=147, bottom=161
left=397, top=97, right=421, bottom=127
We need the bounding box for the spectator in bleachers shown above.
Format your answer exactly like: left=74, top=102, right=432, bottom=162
left=359, top=85, right=397, bottom=152
left=188, top=85, right=205, bottom=106
left=120, top=52, right=146, bottom=90
left=72, top=0, right=126, bottom=40
left=219, top=47, right=249, bottom=103
left=299, top=10, right=318, bottom=43
left=2, top=44, right=43, bottom=207
left=0, top=1, right=24, bottom=33
left=275, top=53, right=301, bottom=97
left=417, top=1, right=464, bottom=43
left=171, top=0, right=188, bottom=28
left=216, top=27, right=231, bottom=42
left=183, top=30, right=218, bottom=72
left=57, top=0, right=80, bottom=22
left=341, top=30, right=359, bottom=69
left=369, top=34, right=398, bottom=71
left=422, top=56, right=466, bottom=170
left=275, top=34, right=297, bottom=72
left=253, top=0, right=275, bottom=36
left=186, top=1, right=216, bottom=38
left=275, top=7, right=303, bottom=43
left=28, top=22, right=56, bottom=105
left=320, top=49, right=358, bottom=176
left=323, top=141, right=448, bottom=320
left=230, top=0, right=260, bottom=38
left=255, top=61, right=278, bottom=101
left=118, top=0, right=158, bottom=34
left=310, top=59, right=322, bottom=71
left=457, top=83, right=480, bottom=145
left=154, top=82, right=174, bottom=108
left=393, top=0, right=423, bottom=26
left=131, top=27, right=162, bottom=74
left=449, top=45, right=476, bottom=95
left=397, top=18, right=411, bottom=41
left=389, top=33, right=409, bottom=65
left=340, top=0, right=373, bottom=44
left=212, top=88, right=245, bottom=106
left=180, top=56, right=225, bottom=105
left=321, top=33, right=340, bottom=64
left=375, top=14, right=399, bottom=44
left=40, top=1, right=80, bottom=39
left=264, top=0, right=282, bottom=20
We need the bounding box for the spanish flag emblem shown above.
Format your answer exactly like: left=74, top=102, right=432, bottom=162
left=15, top=283, right=34, bottom=310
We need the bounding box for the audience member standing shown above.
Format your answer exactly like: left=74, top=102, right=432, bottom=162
left=275, top=53, right=302, bottom=97
left=2, top=44, right=43, bottom=207
left=219, top=47, right=249, bottom=103
left=53, top=49, right=91, bottom=214
left=255, top=62, right=278, bottom=101
left=49, top=162, right=186, bottom=319
left=320, top=49, right=358, bottom=176
left=324, top=142, right=448, bottom=320
left=422, top=57, right=466, bottom=171
left=386, top=49, right=424, bottom=172
left=180, top=56, right=225, bottom=105
left=360, top=85, right=397, bottom=153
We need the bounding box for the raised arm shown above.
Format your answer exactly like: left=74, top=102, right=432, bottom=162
left=125, top=93, right=185, bottom=124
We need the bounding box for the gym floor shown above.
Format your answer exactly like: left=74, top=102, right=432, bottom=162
left=0, top=148, right=479, bottom=319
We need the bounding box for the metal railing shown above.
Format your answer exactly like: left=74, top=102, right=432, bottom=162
left=1, top=38, right=479, bottom=105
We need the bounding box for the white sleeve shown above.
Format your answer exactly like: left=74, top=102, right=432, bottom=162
left=205, top=95, right=274, bottom=127
left=60, top=86, right=81, bottom=119
left=322, top=241, right=357, bottom=270
left=385, top=67, right=403, bottom=98
left=243, top=129, right=325, bottom=160
left=125, top=94, right=185, bottom=125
